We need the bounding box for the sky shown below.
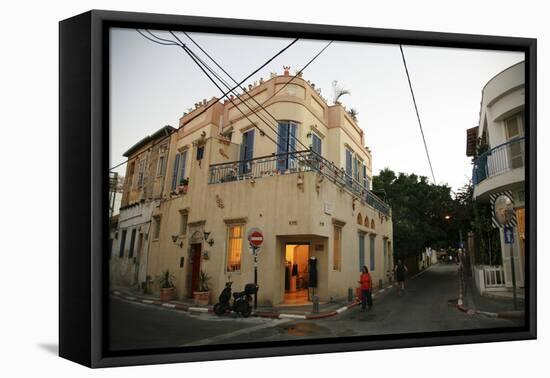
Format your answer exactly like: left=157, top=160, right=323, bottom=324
left=110, top=28, right=524, bottom=192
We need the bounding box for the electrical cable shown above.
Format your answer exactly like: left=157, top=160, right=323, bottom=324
left=109, top=30, right=299, bottom=171
left=399, top=44, right=437, bottom=184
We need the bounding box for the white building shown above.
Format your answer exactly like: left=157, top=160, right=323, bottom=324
left=466, top=61, right=525, bottom=295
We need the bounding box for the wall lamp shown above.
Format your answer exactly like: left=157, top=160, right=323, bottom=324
left=171, top=235, right=184, bottom=248
left=203, top=231, right=214, bottom=246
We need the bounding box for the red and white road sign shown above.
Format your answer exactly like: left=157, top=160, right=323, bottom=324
left=247, top=228, right=264, bottom=247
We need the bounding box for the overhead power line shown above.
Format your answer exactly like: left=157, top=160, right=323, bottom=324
left=109, top=30, right=299, bottom=171
left=177, top=30, right=331, bottom=154
left=167, top=31, right=315, bottom=165
left=399, top=44, right=437, bottom=184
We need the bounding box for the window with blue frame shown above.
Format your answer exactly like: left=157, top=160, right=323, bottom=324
left=345, top=148, right=352, bottom=184
left=369, top=235, right=376, bottom=271
left=277, top=121, right=297, bottom=171
left=359, top=233, right=365, bottom=272
left=171, top=150, right=189, bottom=190
left=179, top=150, right=188, bottom=185
left=311, top=132, right=322, bottom=156
left=239, top=129, right=255, bottom=174
left=171, top=153, right=180, bottom=191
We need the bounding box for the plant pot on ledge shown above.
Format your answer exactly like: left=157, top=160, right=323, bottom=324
left=160, top=287, right=175, bottom=302
left=193, top=290, right=210, bottom=306
left=193, top=270, right=212, bottom=306
left=156, top=270, right=175, bottom=302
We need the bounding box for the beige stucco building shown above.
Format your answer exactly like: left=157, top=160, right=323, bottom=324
left=112, top=70, right=393, bottom=307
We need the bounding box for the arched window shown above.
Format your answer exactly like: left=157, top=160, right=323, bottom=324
left=364, top=215, right=369, bottom=227
left=371, top=219, right=375, bottom=229
left=357, top=213, right=363, bottom=225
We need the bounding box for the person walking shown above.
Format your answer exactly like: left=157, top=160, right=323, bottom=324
left=358, top=266, right=373, bottom=311
left=394, top=259, right=408, bottom=295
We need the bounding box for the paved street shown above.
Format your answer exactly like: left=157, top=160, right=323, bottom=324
left=110, top=264, right=523, bottom=350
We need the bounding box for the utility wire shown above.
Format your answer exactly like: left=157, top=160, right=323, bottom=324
left=171, top=31, right=336, bottom=172
left=171, top=35, right=305, bottom=162
left=109, top=30, right=299, bottom=171
left=399, top=44, right=436, bottom=184
left=179, top=30, right=332, bottom=154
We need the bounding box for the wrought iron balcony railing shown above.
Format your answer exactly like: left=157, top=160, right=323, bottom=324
left=208, top=150, right=391, bottom=216
left=472, top=137, right=525, bottom=186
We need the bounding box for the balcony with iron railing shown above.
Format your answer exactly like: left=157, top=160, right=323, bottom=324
left=208, top=150, right=391, bottom=216
left=472, top=137, right=525, bottom=198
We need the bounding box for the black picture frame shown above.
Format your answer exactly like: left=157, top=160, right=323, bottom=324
left=59, top=9, right=537, bottom=368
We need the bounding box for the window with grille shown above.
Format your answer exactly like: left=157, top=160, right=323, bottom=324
left=333, top=226, right=342, bottom=271
left=226, top=225, right=243, bottom=272
left=179, top=211, right=188, bottom=236
left=128, top=229, right=136, bottom=258
left=119, top=230, right=127, bottom=258
left=153, top=216, right=161, bottom=239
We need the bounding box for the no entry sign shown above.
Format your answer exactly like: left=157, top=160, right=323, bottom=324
left=247, top=228, right=264, bottom=248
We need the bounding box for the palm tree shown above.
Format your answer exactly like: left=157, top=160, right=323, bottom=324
left=332, top=80, right=351, bottom=104
left=347, top=107, right=359, bottom=122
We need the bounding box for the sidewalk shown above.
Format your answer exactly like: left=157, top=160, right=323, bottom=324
left=457, top=268, right=525, bottom=320
left=110, top=281, right=399, bottom=320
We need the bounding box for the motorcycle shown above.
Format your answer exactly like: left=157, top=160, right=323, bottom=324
left=213, top=282, right=258, bottom=318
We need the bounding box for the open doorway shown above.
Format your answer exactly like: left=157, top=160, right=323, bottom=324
left=284, top=243, right=310, bottom=304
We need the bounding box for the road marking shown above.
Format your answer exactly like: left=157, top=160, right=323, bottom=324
left=179, top=318, right=292, bottom=347
left=280, top=314, right=307, bottom=320
left=336, top=306, right=348, bottom=314
left=189, top=307, right=209, bottom=313
left=162, top=303, right=176, bottom=308
left=142, top=300, right=154, bottom=304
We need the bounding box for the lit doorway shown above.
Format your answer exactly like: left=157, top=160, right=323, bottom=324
left=284, top=243, right=310, bottom=304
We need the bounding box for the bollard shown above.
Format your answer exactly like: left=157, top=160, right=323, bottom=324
left=348, top=287, right=353, bottom=302
left=312, top=296, right=320, bottom=314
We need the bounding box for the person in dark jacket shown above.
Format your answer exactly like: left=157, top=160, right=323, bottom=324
left=358, top=266, right=373, bottom=311
left=394, top=259, right=408, bottom=295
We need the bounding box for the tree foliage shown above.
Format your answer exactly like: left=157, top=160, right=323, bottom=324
left=373, top=169, right=461, bottom=259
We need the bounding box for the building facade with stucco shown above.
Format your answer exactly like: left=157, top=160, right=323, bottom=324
left=112, top=70, right=393, bottom=307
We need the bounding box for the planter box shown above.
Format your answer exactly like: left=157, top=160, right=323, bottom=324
left=193, top=291, right=210, bottom=306
left=160, top=287, right=175, bottom=302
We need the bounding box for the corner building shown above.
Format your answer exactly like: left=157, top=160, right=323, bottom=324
left=120, top=71, right=394, bottom=307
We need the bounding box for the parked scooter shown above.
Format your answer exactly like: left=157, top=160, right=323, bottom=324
left=213, top=281, right=258, bottom=318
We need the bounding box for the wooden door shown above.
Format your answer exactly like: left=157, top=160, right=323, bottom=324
left=189, top=243, right=202, bottom=297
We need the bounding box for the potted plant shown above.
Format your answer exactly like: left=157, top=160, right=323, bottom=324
left=156, top=270, right=175, bottom=301
left=193, top=270, right=212, bottom=306
left=180, top=178, right=189, bottom=194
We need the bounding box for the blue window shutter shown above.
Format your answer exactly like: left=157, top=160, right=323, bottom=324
left=171, top=153, right=180, bottom=191
left=277, top=122, right=289, bottom=170
left=345, top=149, right=352, bottom=184
left=179, top=150, right=187, bottom=185
left=240, top=130, right=255, bottom=174
left=289, top=123, right=297, bottom=169
left=246, top=130, right=255, bottom=160
left=362, top=164, right=367, bottom=189
left=370, top=236, right=375, bottom=271
left=359, top=234, right=365, bottom=272
left=312, top=133, right=321, bottom=155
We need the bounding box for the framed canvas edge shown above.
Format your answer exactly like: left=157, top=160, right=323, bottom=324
left=58, top=9, right=537, bottom=369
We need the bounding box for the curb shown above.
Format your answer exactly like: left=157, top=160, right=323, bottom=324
left=453, top=271, right=525, bottom=320
left=111, top=290, right=364, bottom=320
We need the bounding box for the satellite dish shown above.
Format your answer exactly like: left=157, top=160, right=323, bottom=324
left=494, top=195, right=514, bottom=226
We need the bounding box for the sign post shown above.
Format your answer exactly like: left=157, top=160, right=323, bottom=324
left=494, top=195, right=518, bottom=310
left=247, top=228, right=264, bottom=309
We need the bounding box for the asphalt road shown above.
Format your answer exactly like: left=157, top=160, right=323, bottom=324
left=109, top=264, right=522, bottom=350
